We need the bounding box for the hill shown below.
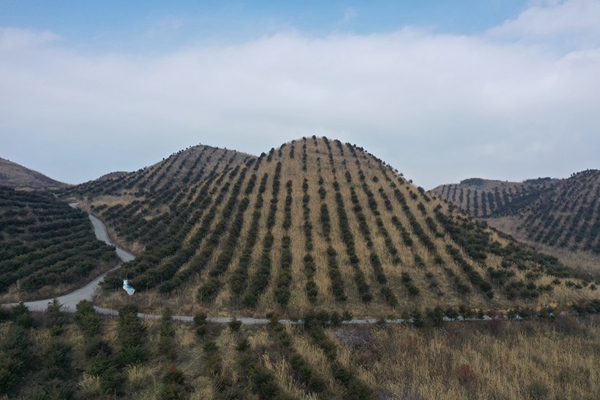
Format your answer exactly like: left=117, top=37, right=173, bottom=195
left=503, top=170, right=600, bottom=253
left=432, top=171, right=600, bottom=276
left=0, top=157, right=68, bottom=190
left=63, top=144, right=252, bottom=199
left=3, top=139, right=600, bottom=400
left=0, top=186, right=119, bottom=302
left=431, top=177, right=558, bottom=218
left=59, top=137, right=598, bottom=318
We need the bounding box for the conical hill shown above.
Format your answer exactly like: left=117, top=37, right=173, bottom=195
left=75, top=137, right=598, bottom=317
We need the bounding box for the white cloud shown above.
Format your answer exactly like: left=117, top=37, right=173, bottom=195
left=339, top=7, right=358, bottom=26
left=1, top=1, right=599, bottom=188
left=488, top=0, right=600, bottom=47
left=0, top=27, right=58, bottom=51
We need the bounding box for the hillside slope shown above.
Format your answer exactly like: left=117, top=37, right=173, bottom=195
left=0, top=157, right=68, bottom=190
left=64, top=137, right=598, bottom=318
left=512, top=170, right=600, bottom=254
left=0, top=186, right=119, bottom=301
left=433, top=171, right=600, bottom=275
left=63, top=144, right=253, bottom=199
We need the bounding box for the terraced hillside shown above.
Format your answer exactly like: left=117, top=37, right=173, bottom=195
left=64, top=137, right=598, bottom=318
left=0, top=186, right=119, bottom=301
left=433, top=172, right=600, bottom=274
left=431, top=177, right=557, bottom=218
left=0, top=157, right=68, bottom=190
left=516, top=170, right=600, bottom=253
left=490, top=170, right=600, bottom=254
left=61, top=144, right=254, bottom=252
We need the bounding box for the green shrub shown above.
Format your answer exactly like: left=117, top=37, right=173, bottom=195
left=75, top=300, right=101, bottom=338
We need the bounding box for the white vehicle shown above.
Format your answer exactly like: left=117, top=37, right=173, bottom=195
left=123, top=280, right=135, bottom=296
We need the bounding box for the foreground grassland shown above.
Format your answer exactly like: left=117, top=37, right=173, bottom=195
left=1, top=303, right=599, bottom=400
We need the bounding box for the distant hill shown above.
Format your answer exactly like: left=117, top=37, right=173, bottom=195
left=62, top=144, right=252, bottom=199
left=96, top=171, right=129, bottom=181
left=431, top=178, right=559, bottom=218
left=58, top=137, right=598, bottom=318
left=432, top=172, right=600, bottom=276
left=488, top=170, right=600, bottom=254
left=0, top=157, right=68, bottom=190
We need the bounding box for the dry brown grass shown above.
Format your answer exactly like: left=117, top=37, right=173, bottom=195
left=291, top=330, right=340, bottom=390
left=7, top=301, right=600, bottom=399
left=77, top=373, right=101, bottom=396
left=358, top=317, right=600, bottom=399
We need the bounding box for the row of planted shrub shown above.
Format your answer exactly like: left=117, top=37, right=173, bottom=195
left=313, top=172, right=348, bottom=303
left=240, top=161, right=283, bottom=308
left=103, top=161, right=251, bottom=292
left=272, top=178, right=294, bottom=307
left=229, top=172, right=268, bottom=300
left=195, top=166, right=256, bottom=302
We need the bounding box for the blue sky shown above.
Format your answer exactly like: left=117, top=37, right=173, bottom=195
left=1, top=1, right=527, bottom=42
left=1, top=0, right=599, bottom=188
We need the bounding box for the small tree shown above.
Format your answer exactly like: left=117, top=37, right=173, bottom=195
left=74, top=300, right=101, bottom=339
left=229, top=317, right=242, bottom=332
left=194, top=312, right=208, bottom=338
left=0, top=326, right=31, bottom=396
left=46, top=298, right=65, bottom=336
left=159, top=307, right=176, bottom=362
left=118, top=305, right=147, bottom=366
left=11, top=303, right=33, bottom=328
left=159, top=365, right=190, bottom=400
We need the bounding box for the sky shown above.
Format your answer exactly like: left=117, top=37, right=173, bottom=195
left=1, top=0, right=599, bottom=189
